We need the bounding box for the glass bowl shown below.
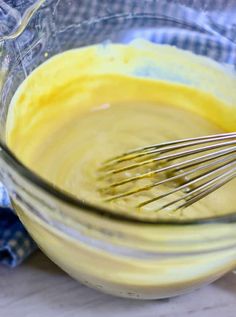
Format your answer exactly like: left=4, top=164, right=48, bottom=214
left=0, top=0, right=236, bottom=299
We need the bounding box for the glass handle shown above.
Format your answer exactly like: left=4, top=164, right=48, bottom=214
left=0, top=0, right=45, bottom=42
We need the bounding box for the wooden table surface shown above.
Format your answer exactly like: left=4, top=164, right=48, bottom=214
left=0, top=251, right=236, bottom=317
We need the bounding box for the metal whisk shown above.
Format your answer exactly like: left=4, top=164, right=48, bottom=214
left=98, top=132, right=236, bottom=211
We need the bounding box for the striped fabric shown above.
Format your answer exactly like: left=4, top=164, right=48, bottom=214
left=0, top=0, right=235, bottom=266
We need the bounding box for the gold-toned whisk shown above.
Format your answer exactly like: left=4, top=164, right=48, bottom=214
left=98, top=132, right=236, bottom=211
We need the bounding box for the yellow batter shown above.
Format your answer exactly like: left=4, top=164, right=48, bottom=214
left=6, top=40, right=236, bottom=220
left=5, top=40, right=236, bottom=299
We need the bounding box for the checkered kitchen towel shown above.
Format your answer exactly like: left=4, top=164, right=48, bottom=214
left=0, top=185, right=37, bottom=267
left=0, top=0, right=235, bottom=267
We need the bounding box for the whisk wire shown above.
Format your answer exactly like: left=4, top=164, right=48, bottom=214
left=138, top=159, right=236, bottom=208
left=102, top=146, right=236, bottom=189
left=102, top=132, right=236, bottom=167
left=98, top=132, right=236, bottom=211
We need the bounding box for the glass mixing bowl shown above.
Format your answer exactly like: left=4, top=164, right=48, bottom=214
left=0, top=0, right=236, bottom=299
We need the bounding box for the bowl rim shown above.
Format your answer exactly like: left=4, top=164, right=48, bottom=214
left=2, top=141, right=236, bottom=226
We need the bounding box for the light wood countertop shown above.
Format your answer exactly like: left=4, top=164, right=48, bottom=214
left=0, top=251, right=236, bottom=317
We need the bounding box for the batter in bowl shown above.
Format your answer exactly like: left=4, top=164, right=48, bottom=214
left=5, top=40, right=236, bottom=299
left=6, top=40, right=236, bottom=221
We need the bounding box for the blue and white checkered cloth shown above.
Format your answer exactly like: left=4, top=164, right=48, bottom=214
left=0, top=183, right=37, bottom=267
left=1, top=0, right=236, bottom=267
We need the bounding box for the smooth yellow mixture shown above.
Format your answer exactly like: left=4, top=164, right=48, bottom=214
left=6, top=40, right=236, bottom=220
left=5, top=40, right=236, bottom=299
